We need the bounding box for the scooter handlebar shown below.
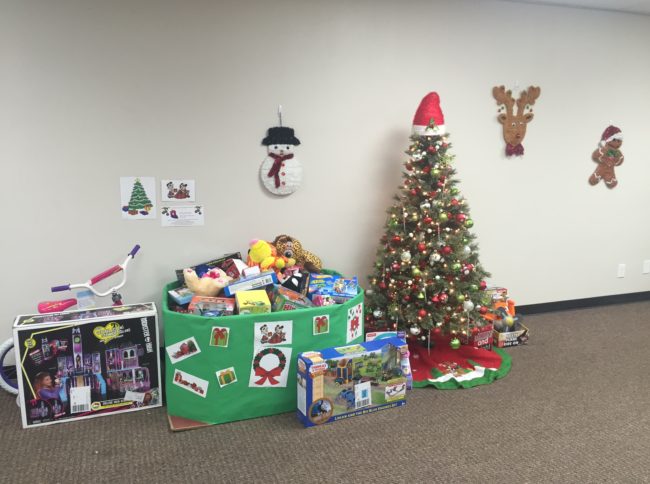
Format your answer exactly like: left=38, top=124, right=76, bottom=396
left=51, top=284, right=71, bottom=292
left=129, top=245, right=141, bottom=257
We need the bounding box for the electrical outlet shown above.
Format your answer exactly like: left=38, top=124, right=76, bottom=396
left=643, top=260, right=650, bottom=274
left=617, top=264, right=626, bottom=278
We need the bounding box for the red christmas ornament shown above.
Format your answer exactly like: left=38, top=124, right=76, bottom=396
left=379, top=282, right=387, bottom=289
left=439, top=293, right=448, bottom=303
left=479, top=306, right=488, bottom=315
left=391, top=262, right=401, bottom=271
left=431, top=295, right=440, bottom=303
left=417, top=242, right=426, bottom=252
left=429, top=191, right=438, bottom=198
left=433, top=327, right=442, bottom=335
left=456, top=213, right=467, bottom=223
left=427, top=146, right=436, bottom=153
left=441, top=246, right=452, bottom=255
left=418, top=309, right=427, bottom=318
left=403, top=296, right=411, bottom=302
left=423, top=216, right=433, bottom=224
left=392, top=235, right=401, bottom=243
left=423, top=166, right=431, bottom=174
left=451, top=198, right=459, bottom=206
left=471, top=327, right=480, bottom=335
left=480, top=281, right=487, bottom=290
left=410, top=189, right=418, bottom=196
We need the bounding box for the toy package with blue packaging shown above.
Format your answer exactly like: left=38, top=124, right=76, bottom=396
left=12, top=303, right=162, bottom=428
left=297, top=337, right=407, bottom=427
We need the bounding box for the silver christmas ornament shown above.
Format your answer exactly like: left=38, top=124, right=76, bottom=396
left=463, top=300, right=475, bottom=311
left=401, top=251, right=412, bottom=262
left=409, top=325, right=422, bottom=336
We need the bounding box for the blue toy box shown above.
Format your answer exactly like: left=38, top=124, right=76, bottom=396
left=297, top=337, right=407, bottom=427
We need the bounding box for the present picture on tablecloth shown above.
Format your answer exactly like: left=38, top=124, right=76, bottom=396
left=210, top=326, right=230, bottom=348
left=248, top=346, right=292, bottom=388
left=313, top=315, right=330, bottom=335
left=166, top=336, right=201, bottom=364
left=216, top=367, right=237, bottom=388
left=254, top=321, right=292, bottom=346
left=173, top=369, right=208, bottom=398
left=346, top=303, right=363, bottom=343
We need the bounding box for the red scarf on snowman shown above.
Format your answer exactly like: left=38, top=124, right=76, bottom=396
left=267, top=153, right=294, bottom=188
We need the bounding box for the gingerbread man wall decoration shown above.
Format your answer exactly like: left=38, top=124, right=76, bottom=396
left=492, top=85, right=541, bottom=157
left=589, top=125, right=624, bottom=189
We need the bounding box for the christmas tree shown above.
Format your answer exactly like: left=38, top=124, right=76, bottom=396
left=127, top=178, right=153, bottom=215
left=365, top=92, right=493, bottom=344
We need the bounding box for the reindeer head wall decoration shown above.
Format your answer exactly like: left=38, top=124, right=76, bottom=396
left=492, top=85, right=541, bottom=157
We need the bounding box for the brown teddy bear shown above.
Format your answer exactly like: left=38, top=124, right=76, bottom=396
left=273, top=235, right=322, bottom=273
left=589, top=125, right=624, bottom=189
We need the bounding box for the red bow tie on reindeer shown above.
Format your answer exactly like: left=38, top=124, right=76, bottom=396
left=492, top=85, right=541, bottom=157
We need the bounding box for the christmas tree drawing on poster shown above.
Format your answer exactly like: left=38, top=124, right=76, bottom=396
left=121, top=177, right=156, bottom=219
left=365, top=93, right=495, bottom=345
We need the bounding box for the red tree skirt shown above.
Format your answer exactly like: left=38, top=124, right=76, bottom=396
left=409, top=335, right=511, bottom=389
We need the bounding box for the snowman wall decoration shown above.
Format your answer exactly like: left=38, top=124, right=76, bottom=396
left=260, top=126, right=302, bottom=196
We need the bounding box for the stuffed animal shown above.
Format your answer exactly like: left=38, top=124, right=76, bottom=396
left=247, top=239, right=295, bottom=274
left=272, top=235, right=322, bottom=273
left=183, top=267, right=232, bottom=297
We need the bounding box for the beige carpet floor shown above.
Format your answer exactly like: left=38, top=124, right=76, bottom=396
left=1, top=301, right=649, bottom=483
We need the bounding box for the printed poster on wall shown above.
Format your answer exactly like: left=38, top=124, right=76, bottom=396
left=161, top=205, right=204, bottom=227
left=161, top=179, right=196, bottom=202
left=120, top=177, right=156, bottom=219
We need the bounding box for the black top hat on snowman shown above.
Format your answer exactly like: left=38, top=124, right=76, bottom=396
left=262, top=127, right=301, bottom=146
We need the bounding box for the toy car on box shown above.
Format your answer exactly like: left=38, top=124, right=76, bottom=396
left=13, top=303, right=162, bottom=428
left=297, top=337, right=407, bottom=427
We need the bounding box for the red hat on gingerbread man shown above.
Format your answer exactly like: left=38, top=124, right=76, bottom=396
left=412, top=92, right=446, bottom=136
left=600, top=125, right=623, bottom=146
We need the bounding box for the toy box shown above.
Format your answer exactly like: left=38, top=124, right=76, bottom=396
left=13, top=303, right=162, bottom=428
left=175, top=252, right=242, bottom=282
left=235, top=290, right=271, bottom=315
left=460, top=323, right=494, bottom=350
left=309, top=274, right=358, bottom=303
left=493, top=323, right=529, bottom=348
left=223, top=271, right=278, bottom=297
left=188, top=296, right=235, bottom=317
left=272, top=285, right=314, bottom=312
left=297, top=337, right=407, bottom=427
left=168, top=286, right=193, bottom=305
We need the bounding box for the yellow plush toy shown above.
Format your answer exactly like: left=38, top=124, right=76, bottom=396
left=247, top=239, right=296, bottom=274
left=272, top=235, right=322, bottom=273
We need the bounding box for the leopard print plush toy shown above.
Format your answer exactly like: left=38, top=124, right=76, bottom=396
left=273, top=235, right=322, bottom=273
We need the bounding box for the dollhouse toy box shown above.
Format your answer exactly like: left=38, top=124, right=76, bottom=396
left=297, top=337, right=407, bottom=427
left=12, top=303, right=161, bottom=428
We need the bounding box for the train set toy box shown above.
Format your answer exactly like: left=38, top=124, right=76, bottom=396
left=297, top=337, right=408, bottom=427
left=12, top=303, right=161, bottom=428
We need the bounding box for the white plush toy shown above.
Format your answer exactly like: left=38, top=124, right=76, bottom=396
left=260, top=126, right=302, bottom=196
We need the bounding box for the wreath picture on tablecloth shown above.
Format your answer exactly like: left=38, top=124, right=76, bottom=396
left=249, top=346, right=292, bottom=388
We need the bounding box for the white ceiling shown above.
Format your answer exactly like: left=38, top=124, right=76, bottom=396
left=504, top=0, right=650, bottom=15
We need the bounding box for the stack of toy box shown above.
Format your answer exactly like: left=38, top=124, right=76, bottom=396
left=296, top=337, right=407, bottom=427
left=485, top=287, right=529, bottom=348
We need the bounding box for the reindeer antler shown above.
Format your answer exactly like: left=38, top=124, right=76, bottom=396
left=492, top=85, right=515, bottom=117
left=516, top=86, right=541, bottom=114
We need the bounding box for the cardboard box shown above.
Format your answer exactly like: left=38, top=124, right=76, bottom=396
left=297, top=337, right=407, bottom=427
left=272, top=286, right=314, bottom=312
left=13, top=303, right=162, bottom=428
left=175, top=252, right=242, bottom=283
left=223, top=271, right=278, bottom=297
left=308, top=274, right=358, bottom=304
left=493, top=323, right=529, bottom=348
left=188, top=296, right=235, bottom=317
left=235, top=290, right=271, bottom=315
left=461, top=323, right=494, bottom=350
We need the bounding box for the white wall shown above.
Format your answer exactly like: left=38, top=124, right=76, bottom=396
left=2, top=0, right=650, bottom=342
